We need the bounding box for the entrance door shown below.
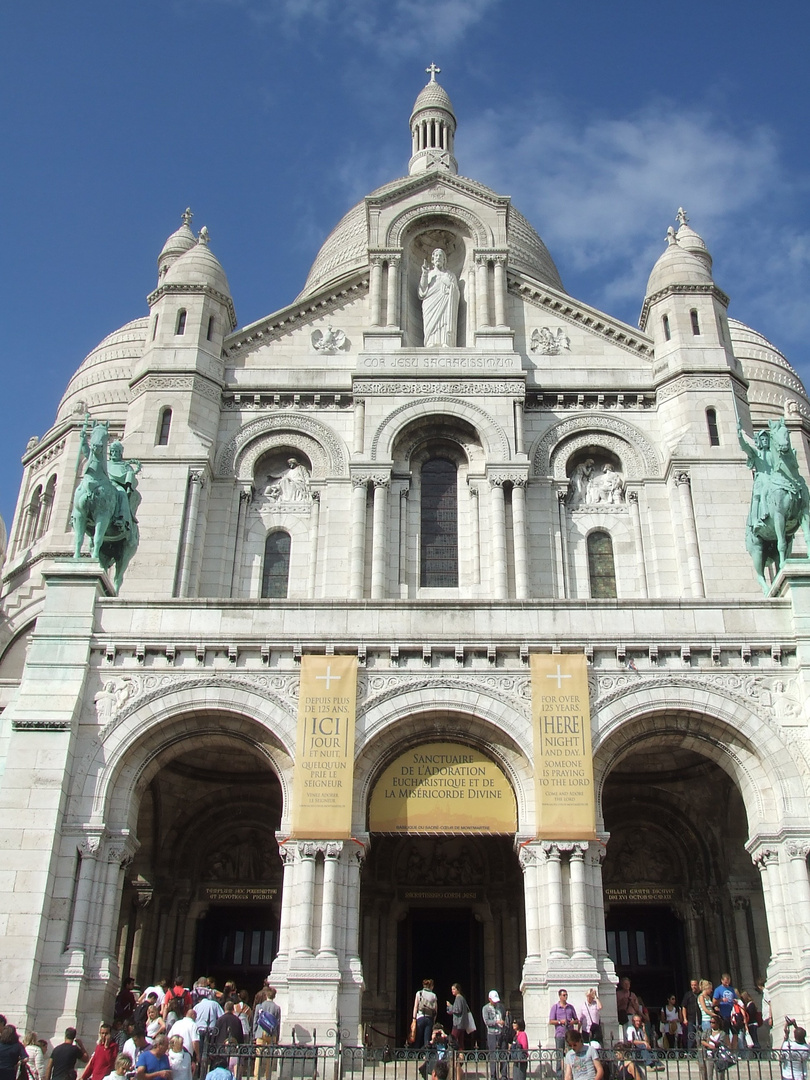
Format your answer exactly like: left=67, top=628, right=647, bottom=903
left=195, top=906, right=278, bottom=997
left=397, top=907, right=483, bottom=1046
left=606, top=906, right=687, bottom=1010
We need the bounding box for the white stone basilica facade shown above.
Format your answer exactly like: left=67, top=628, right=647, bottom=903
left=4, top=71, right=810, bottom=1044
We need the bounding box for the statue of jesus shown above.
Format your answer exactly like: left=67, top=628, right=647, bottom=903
left=418, top=247, right=460, bottom=348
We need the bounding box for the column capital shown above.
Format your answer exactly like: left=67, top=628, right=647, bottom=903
left=351, top=475, right=370, bottom=490
left=386, top=253, right=401, bottom=266
left=189, top=470, right=206, bottom=486
left=787, top=839, right=810, bottom=861
left=372, top=476, right=390, bottom=489
left=541, top=841, right=563, bottom=861
left=369, top=255, right=385, bottom=268
left=628, top=490, right=639, bottom=504
left=79, top=835, right=103, bottom=860
left=674, top=471, right=691, bottom=487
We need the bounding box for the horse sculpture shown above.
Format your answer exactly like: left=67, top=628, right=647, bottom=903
left=71, top=418, right=141, bottom=593
left=739, top=418, right=810, bottom=593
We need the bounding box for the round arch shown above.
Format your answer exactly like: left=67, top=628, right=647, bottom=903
left=216, top=412, right=349, bottom=479
left=77, top=685, right=297, bottom=832
left=385, top=203, right=493, bottom=249
left=371, top=399, right=510, bottom=462
left=592, top=683, right=810, bottom=833
left=532, top=414, right=662, bottom=479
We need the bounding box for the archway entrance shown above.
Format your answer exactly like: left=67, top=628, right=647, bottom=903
left=116, top=734, right=283, bottom=998
left=602, top=737, right=769, bottom=1014
left=361, top=740, right=523, bottom=1045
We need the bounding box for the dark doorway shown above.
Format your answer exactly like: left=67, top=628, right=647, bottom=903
left=606, top=905, right=687, bottom=1015
left=397, top=907, right=483, bottom=1047
left=194, top=906, right=278, bottom=998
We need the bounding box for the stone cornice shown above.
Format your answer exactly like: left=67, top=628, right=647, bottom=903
left=147, top=281, right=237, bottom=330
left=639, top=282, right=730, bottom=331
left=510, top=272, right=654, bottom=358
left=364, top=170, right=511, bottom=214
left=224, top=273, right=368, bottom=359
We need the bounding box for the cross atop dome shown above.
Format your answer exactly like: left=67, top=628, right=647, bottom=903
left=409, top=65, right=458, bottom=176
left=677, top=207, right=689, bottom=227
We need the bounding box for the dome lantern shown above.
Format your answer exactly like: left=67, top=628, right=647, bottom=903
left=157, top=208, right=196, bottom=282
left=408, top=64, right=458, bottom=176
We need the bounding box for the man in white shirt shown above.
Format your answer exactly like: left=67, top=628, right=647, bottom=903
left=167, top=1010, right=200, bottom=1062
left=194, top=997, right=224, bottom=1037
left=781, top=1025, right=810, bottom=1080
left=122, top=1027, right=150, bottom=1066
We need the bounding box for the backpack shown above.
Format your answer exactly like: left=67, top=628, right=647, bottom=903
left=257, top=1007, right=279, bottom=1035
left=166, top=986, right=192, bottom=1016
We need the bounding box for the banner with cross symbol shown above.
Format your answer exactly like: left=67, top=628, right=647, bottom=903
left=530, top=653, right=596, bottom=839
left=291, top=655, right=358, bottom=838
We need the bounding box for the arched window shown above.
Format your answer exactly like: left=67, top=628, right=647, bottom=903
left=23, top=486, right=42, bottom=547
left=37, top=474, right=57, bottom=538
left=706, top=407, right=720, bottom=447
left=261, top=531, right=291, bottom=598
left=207, top=315, right=216, bottom=341
left=157, top=407, right=172, bottom=446
left=690, top=308, right=701, bottom=335
left=176, top=309, right=187, bottom=335
left=662, top=314, right=671, bottom=341
left=420, top=458, right=458, bottom=587
left=587, top=530, right=617, bottom=598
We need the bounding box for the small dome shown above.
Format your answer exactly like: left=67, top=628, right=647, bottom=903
left=411, top=78, right=456, bottom=121
left=158, top=209, right=196, bottom=277
left=675, top=209, right=712, bottom=272
left=646, top=233, right=713, bottom=296
left=163, top=231, right=232, bottom=298
left=728, top=317, right=809, bottom=423
left=56, top=317, right=148, bottom=424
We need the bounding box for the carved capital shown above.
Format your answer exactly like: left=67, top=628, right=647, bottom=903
left=311, top=489, right=321, bottom=503
left=299, top=842, right=319, bottom=860
left=541, top=842, right=562, bottom=861
left=386, top=253, right=401, bottom=267
left=79, top=836, right=102, bottom=860
left=324, top=841, right=344, bottom=859
left=733, top=895, right=751, bottom=912
left=370, top=255, right=384, bottom=269
left=189, top=470, right=206, bottom=486
left=372, top=476, right=391, bottom=489
left=752, top=847, right=778, bottom=870
left=492, top=254, right=507, bottom=266
left=239, top=487, right=253, bottom=504
left=475, top=253, right=490, bottom=267
left=674, top=472, right=691, bottom=487
left=518, top=845, right=537, bottom=870
left=787, top=840, right=810, bottom=861
left=351, top=476, right=369, bottom=490
left=569, top=842, right=589, bottom=861
left=628, top=490, right=639, bottom=504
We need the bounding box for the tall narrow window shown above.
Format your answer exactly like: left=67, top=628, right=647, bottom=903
left=587, top=530, right=617, bottom=598
left=176, top=309, right=187, bottom=335
left=152, top=314, right=159, bottom=340
left=38, top=475, right=57, bottom=538
left=158, top=408, right=173, bottom=446
left=662, top=314, right=671, bottom=341
left=207, top=315, right=216, bottom=341
left=706, top=408, right=720, bottom=447
left=420, top=458, right=458, bottom=587
left=690, top=308, right=701, bottom=335
left=261, top=531, right=291, bottom=598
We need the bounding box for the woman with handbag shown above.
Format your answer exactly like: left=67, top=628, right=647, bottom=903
left=447, top=984, right=473, bottom=1051
left=661, top=995, right=680, bottom=1050
left=578, top=990, right=603, bottom=1046
left=412, top=979, right=438, bottom=1048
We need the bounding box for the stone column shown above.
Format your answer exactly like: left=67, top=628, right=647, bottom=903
left=469, top=485, right=481, bottom=584
left=345, top=843, right=365, bottom=965
left=493, top=255, right=507, bottom=327
left=752, top=847, right=789, bottom=958
left=294, top=843, right=317, bottom=957
left=557, top=490, right=569, bottom=598
left=514, top=400, right=525, bottom=455
left=543, top=843, right=566, bottom=958
left=732, top=895, right=755, bottom=992
left=371, top=478, right=389, bottom=599
left=229, top=486, right=252, bottom=597
left=518, top=844, right=541, bottom=960
left=307, top=491, right=321, bottom=598
left=353, top=399, right=365, bottom=456
left=785, top=841, right=810, bottom=955
left=319, top=842, right=343, bottom=957
left=94, top=845, right=133, bottom=977
left=674, top=473, right=705, bottom=598
left=274, top=844, right=295, bottom=964
left=67, top=837, right=102, bottom=956
left=349, top=478, right=368, bottom=599
left=369, top=257, right=384, bottom=326
left=386, top=255, right=401, bottom=327
left=512, top=479, right=529, bottom=599
left=398, top=488, right=409, bottom=595
left=489, top=478, right=508, bottom=599
left=569, top=844, right=590, bottom=958
left=476, top=255, right=490, bottom=329
left=628, top=491, right=649, bottom=598
left=177, top=470, right=205, bottom=598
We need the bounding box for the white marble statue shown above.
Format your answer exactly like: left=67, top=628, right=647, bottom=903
left=568, top=459, right=595, bottom=507
left=265, top=457, right=311, bottom=502
left=586, top=463, right=625, bottom=505
left=418, top=247, right=460, bottom=348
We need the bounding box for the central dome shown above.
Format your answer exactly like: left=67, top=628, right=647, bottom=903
left=296, top=174, right=564, bottom=301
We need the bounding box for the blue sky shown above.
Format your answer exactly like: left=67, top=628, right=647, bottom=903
left=2, top=0, right=810, bottom=528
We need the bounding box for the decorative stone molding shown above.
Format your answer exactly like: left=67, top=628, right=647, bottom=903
left=370, top=397, right=510, bottom=461
left=217, top=413, right=348, bottom=479
left=534, top=415, right=661, bottom=479
left=311, top=326, right=348, bottom=354
left=79, top=836, right=102, bottom=859
left=22, top=437, right=67, bottom=471
left=11, top=719, right=71, bottom=731
left=357, top=671, right=531, bottom=719
left=353, top=380, right=524, bottom=397
left=147, top=281, right=237, bottom=330
left=530, top=327, right=570, bottom=354
left=656, top=375, right=736, bottom=403
left=385, top=202, right=489, bottom=248
left=674, top=472, right=691, bottom=487
left=639, top=282, right=729, bottom=331
left=130, top=374, right=222, bottom=404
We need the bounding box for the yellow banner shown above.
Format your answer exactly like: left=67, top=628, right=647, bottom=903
left=531, top=653, right=596, bottom=839
left=368, top=741, right=517, bottom=834
left=291, top=655, right=357, bottom=839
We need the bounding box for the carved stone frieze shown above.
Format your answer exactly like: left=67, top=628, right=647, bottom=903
left=357, top=672, right=531, bottom=718
left=311, top=326, right=348, bottom=354
left=370, top=397, right=510, bottom=460
left=656, top=376, right=732, bottom=403
left=530, top=327, right=570, bottom=354
left=23, top=437, right=67, bottom=471
left=353, top=380, right=524, bottom=397
left=217, top=412, right=347, bottom=478
left=130, top=374, right=221, bottom=404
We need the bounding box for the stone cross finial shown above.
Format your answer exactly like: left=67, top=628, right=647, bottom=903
left=426, top=62, right=441, bottom=82
left=676, top=207, right=689, bottom=226
left=198, top=226, right=210, bottom=246
left=182, top=207, right=193, bottom=227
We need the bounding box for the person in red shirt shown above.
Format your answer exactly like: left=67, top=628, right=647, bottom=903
left=81, top=1025, right=119, bottom=1080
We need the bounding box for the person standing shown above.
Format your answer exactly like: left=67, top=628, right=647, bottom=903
left=0, top=1026, right=27, bottom=1080
left=136, top=1035, right=172, bottom=1080
left=616, top=979, right=640, bottom=1028
left=562, top=1030, right=603, bottom=1080
left=681, top=980, right=700, bottom=1049
left=23, top=1033, right=45, bottom=1080
left=45, top=1029, right=89, bottom=1080
left=81, top=1025, right=119, bottom=1080
left=115, top=979, right=138, bottom=1024
left=253, top=988, right=281, bottom=1080
left=447, top=984, right=472, bottom=1051
left=781, top=1022, right=810, bottom=1080
left=511, top=1021, right=529, bottom=1080
left=482, top=991, right=506, bottom=1080
left=712, top=974, right=739, bottom=1048
left=579, top=990, right=603, bottom=1046
left=413, top=980, right=438, bottom=1049
left=549, top=990, right=579, bottom=1064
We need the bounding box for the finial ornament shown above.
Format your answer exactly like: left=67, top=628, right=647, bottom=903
left=198, top=226, right=210, bottom=246
left=666, top=225, right=677, bottom=245
left=182, top=207, right=193, bottom=227
left=676, top=207, right=689, bottom=227
left=426, top=62, right=441, bottom=82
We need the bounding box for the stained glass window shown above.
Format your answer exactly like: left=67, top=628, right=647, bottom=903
left=420, top=458, right=458, bottom=587
left=587, top=531, right=617, bottom=598
left=261, top=531, right=291, bottom=598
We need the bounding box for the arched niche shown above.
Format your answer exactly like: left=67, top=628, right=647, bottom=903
left=400, top=215, right=474, bottom=348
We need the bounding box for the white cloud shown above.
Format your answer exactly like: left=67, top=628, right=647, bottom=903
left=461, top=96, right=810, bottom=362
